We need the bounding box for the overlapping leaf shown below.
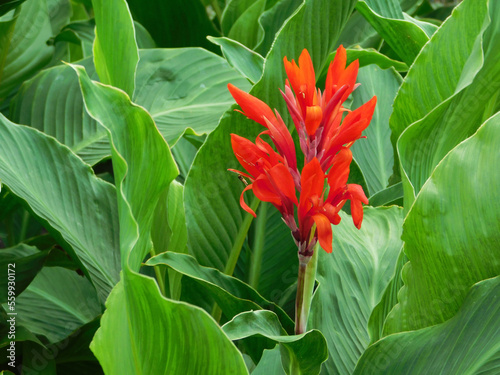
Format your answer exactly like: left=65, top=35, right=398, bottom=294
left=354, top=277, right=500, bottom=374
left=351, top=65, right=402, bottom=196
left=384, top=113, right=500, bottom=334
left=0, top=114, right=121, bottom=302
left=223, top=310, right=328, bottom=375
left=146, top=252, right=294, bottom=332
left=398, top=0, right=500, bottom=203
left=309, top=207, right=404, bottom=375
left=11, top=48, right=250, bottom=164
left=73, top=64, right=247, bottom=374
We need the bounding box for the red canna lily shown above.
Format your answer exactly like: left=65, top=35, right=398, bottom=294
left=228, top=45, right=374, bottom=257
left=282, top=46, right=376, bottom=170
left=229, top=134, right=298, bottom=229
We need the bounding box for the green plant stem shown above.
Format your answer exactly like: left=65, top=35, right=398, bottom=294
left=212, top=197, right=260, bottom=321
left=248, top=202, right=268, bottom=289
left=294, top=243, right=319, bottom=335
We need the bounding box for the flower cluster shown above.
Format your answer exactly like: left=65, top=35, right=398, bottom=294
left=228, top=46, right=375, bottom=256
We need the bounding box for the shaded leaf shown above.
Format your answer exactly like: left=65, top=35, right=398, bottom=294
left=309, top=207, right=404, bottom=375
left=223, top=310, right=328, bottom=375
left=384, top=112, right=500, bottom=334
left=0, top=114, right=121, bottom=302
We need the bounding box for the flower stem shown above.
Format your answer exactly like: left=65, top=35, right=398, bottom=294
left=294, top=243, right=319, bottom=335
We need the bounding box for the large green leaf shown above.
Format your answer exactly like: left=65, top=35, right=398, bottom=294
left=0, top=0, right=70, bottom=102
left=0, top=114, right=120, bottom=303
left=0, top=244, right=49, bottom=303
left=350, top=65, right=402, bottom=196
left=354, top=276, right=500, bottom=374
left=225, top=0, right=267, bottom=49
left=252, top=346, right=285, bottom=375
left=92, top=0, right=138, bottom=97
left=134, top=48, right=252, bottom=145
left=184, top=0, right=358, bottom=275
left=384, top=113, right=500, bottom=334
left=146, top=252, right=294, bottom=332
left=247, top=203, right=298, bottom=310
left=74, top=66, right=248, bottom=374
left=10, top=58, right=107, bottom=165
left=254, top=0, right=303, bottom=56
left=356, top=0, right=437, bottom=65
left=397, top=0, right=500, bottom=202
left=309, top=207, right=404, bottom=375
left=318, top=48, right=407, bottom=83
left=11, top=48, right=250, bottom=165
left=4, top=267, right=101, bottom=343
left=208, top=36, right=265, bottom=84
left=223, top=310, right=328, bottom=375
left=126, top=0, right=219, bottom=51
left=390, top=0, right=489, bottom=143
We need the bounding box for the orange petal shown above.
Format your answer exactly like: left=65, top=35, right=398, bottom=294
left=350, top=198, right=364, bottom=229
left=228, top=84, right=276, bottom=128
left=239, top=184, right=257, bottom=217
left=312, top=214, right=333, bottom=253
left=298, top=49, right=317, bottom=101
left=300, top=158, right=325, bottom=203
left=327, top=148, right=352, bottom=194
left=252, top=175, right=282, bottom=206
left=268, top=164, right=298, bottom=205
left=325, top=45, right=347, bottom=101
left=305, top=105, right=323, bottom=136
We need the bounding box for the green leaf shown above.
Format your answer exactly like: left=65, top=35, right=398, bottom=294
left=223, top=310, right=328, bottom=375
left=10, top=58, right=108, bottom=166
left=356, top=0, right=437, bottom=65
left=134, top=48, right=252, bottom=145
left=384, top=112, right=500, bottom=334
left=337, top=11, right=380, bottom=49
left=3, top=267, right=101, bottom=343
left=185, top=0, right=357, bottom=276
left=354, top=276, right=500, bottom=374
left=254, top=0, right=303, bottom=56
left=49, top=318, right=103, bottom=375
left=11, top=48, right=250, bottom=165
left=252, top=346, right=285, bottom=375
left=126, top=0, right=219, bottom=51
left=318, top=48, right=407, bottom=83
left=351, top=65, right=402, bottom=196
left=165, top=181, right=188, bottom=299
left=247, top=203, right=298, bottom=309
left=0, top=0, right=27, bottom=17
left=0, top=0, right=70, bottom=102
left=209, top=36, right=264, bottom=84
left=93, top=276, right=248, bottom=374
left=0, top=114, right=120, bottom=302
left=309, top=207, right=404, bottom=375
left=0, top=244, right=49, bottom=303
left=92, top=0, right=138, bottom=97
left=225, top=0, right=267, bottom=49
left=74, top=65, right=247, bottom=374
left=146, top=252, right=294, bottom=333
left=397, top=0, right=500, bottom=202
left=390, top=0, right=488, bottom=152
left=368, top=182, right=403, bottom=207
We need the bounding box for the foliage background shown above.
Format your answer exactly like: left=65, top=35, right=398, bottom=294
left=0, top=0, right=498, bottom=374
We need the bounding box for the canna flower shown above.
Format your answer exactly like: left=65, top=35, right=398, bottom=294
left=228, top=46, right=374, bottom=256
left=282, top=46, right=376, bottom=171
left=229, top=133, right=299, bottom=231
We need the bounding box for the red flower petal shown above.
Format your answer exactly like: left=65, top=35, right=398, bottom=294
left=239, top=184, right=257, bottom=217
left=312, top=213, right=333, bottom=253
left=228, top=84, right=276, bottom=128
